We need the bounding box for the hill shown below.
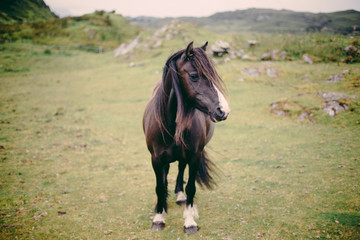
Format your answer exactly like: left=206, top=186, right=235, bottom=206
left=0, top=0, right=57, bottom=24
left=128, top=8, right=360, bottom=34
left=0, top=11, right=141, bottom=50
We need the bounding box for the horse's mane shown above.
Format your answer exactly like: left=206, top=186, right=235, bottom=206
left=151, top=45, right=226, bottom=146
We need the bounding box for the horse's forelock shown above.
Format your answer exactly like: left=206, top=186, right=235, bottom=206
left=192, top=48, right=226, bottom=95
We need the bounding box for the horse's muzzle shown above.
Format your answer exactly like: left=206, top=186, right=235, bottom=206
left=211, top=107, right=229, bottom=122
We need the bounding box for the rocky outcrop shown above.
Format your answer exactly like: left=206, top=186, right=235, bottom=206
left=318, top=92, right=350, bottom=117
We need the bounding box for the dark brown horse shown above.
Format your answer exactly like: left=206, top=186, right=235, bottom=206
left=143, top=41, right=230, bottom=234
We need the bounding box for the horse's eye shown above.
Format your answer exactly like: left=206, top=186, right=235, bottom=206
left=190, top=73, right=199, bottom=81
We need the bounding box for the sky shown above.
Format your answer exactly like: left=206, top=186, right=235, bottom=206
left=44, top=0, right=360, bottom=18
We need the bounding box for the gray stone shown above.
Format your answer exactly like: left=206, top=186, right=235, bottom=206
left=241, top=68, right=260, bottom=77
left=318, top=92, right=350, bottom=117
left=241, top=54, right=257, bottom=61
left=322, top=101, right=349, bottom=117
left=266, top=68, right=279, bottom=78
left=318, top=92, right=349, bottom=101
left=114, top=35, right=140, bottom=57
left=326, top=74, right=344, bottom=83
left=261, top=52, right=272, bottom=61
left=302, top=54, right=313, bottom=64
left=211, top=40, right=231, bottom=57
left=248, top=40, right=259, bottom=47
left=345, top=45, right=357, bottom=54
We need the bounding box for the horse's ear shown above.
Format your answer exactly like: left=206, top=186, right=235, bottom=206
left=185, top=41, right=194, bottom=59
left=201, top=41, right=208, bottom=51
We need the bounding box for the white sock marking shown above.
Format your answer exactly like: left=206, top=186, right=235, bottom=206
left=176, top=191, right=186, bottom=202
left=183, top=205, right=199, bottom=228
left=153, top=209, right=165, bottom=223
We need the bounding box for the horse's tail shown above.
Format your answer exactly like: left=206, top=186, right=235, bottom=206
left=196, top=151, right=217, bottom=189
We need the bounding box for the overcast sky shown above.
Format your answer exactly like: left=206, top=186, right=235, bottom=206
left=44, top=0, right=360, bottom=18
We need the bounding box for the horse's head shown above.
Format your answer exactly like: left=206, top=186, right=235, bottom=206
left=174, top=41, right=230, bottom=122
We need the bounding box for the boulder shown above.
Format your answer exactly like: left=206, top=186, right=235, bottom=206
left=322, top=101, right=349, bottom=117
left=211, top=40, right=231, bottom=57
left=318, top=92, right=350, bottom=117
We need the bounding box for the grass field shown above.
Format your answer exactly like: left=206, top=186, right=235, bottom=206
left=0, top=39, right=359, bottom=239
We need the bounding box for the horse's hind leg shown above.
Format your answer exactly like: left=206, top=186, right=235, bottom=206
left=151, top=157, right=169, bottom=231
left=175, top=161, right=186, bottom=205
left=183, top=155, right=200, bottom=234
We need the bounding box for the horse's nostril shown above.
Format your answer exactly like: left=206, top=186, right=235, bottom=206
left=216, top=107, right=225, bottom=117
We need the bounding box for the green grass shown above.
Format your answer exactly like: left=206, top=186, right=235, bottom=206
left=0, top=11, right=141, bottom=50
left=0, top=39, right=359, bottom=240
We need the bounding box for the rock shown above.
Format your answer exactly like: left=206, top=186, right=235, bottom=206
left=261, top=50, right=284, bottom=61
left=326, top=74, right=344, bottom=83
left=114, top=35, right=140, bottom=57
left=229, top=49, right=244, bottom=59
left=248, top=40, right=259, bottom=47
left=318, top=92, right=349, bottom=101
left=345, top=45, right=358, bottom=55
left=266, top=68, right=279, bottom=78
left=211, top=40, right=231, bottom=57
left=241, top=54, right=257, bottom=61
left=241, top=68, right=260, bottom=77
left=261, top=52, right=272, bottom=61
left=298, top=111, right=314, bottom=121
left=302, top=54, right=313, bottom=64
left=269, top=102, right=289, bottom=116
left=237, top=78, right=245, bottom=82
left=153, top=40, right=162, bottom=49
left=322, top=101, right=349, bottom=117
left=318, top=92, right=350, bottom=117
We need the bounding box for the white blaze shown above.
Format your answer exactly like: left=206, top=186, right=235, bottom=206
left=183, top=205, right=199, bottom=228
left=214, top=85, right=231, bottom=116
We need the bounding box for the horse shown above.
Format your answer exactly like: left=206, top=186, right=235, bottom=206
left=143, top=41, right=230, bottom=234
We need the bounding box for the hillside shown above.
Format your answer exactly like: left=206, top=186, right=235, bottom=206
left=128, top=8, right=360, bottom=34
left=0, top=0, right=57, bottom=24
left=0, top=11, right=141, bottom=50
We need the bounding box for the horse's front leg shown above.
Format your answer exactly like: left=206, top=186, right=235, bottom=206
left=175, top=160, right=187, bottom=205
left=151, top=156, right=169, bottom=231
left=183, top=154, right=200, bottom=234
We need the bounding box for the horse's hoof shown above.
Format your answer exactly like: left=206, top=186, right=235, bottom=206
left=176, top=200, right=186, bottom=206
left=151, top=222, right=165, bottom=231
left=184, top=226, right=198, bottom=234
